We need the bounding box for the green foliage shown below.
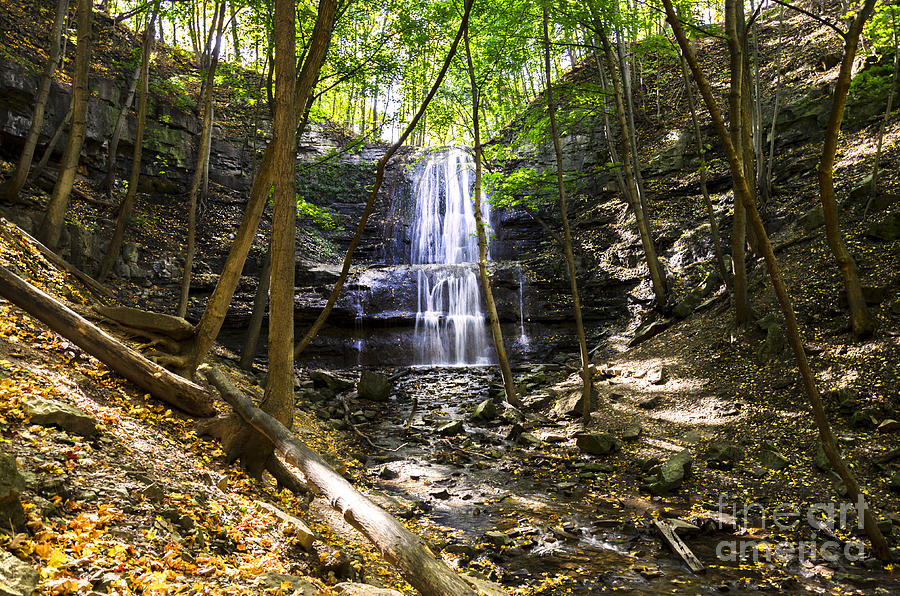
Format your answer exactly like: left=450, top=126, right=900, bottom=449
left=296, top=197, right=340, bottom=229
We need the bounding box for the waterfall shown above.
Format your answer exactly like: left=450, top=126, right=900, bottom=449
left=410, top=149, right=493, bottom=366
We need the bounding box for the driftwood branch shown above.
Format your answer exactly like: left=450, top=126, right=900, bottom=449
left=202, top=365, right=478, bottom=596
left=0, top=265, right=216, bottom=417
left=653, top=519, right=705, bottom=574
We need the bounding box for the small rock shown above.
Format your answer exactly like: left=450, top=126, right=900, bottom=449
left=430, top=489, right=451, bottom=500
left=799, top=205, right=825, bottom=232
left=638, top=395, right=661, bottom=410
left=877, top=418, right=900, bottom=433
left=646, top=367, right=667, bottom=385
left=470, top=399, right=498, bottom=422
left=436, top=420, right=464, bottom=436
left=621, top=425, right=642, bottom=441
left=500, top=406, right=525, bottom=425
left=518, top=432, right=542, bottom=447
left=0, top=551, right=39, bottom=596
left=377, top=466, right=399, bottom=480
left=310, top=370, right=354, bottom=391
left=649, top=449, right=692, bottom=495
left=255, top=501, right=316, bottom=551
left=255, top=572, right=317, bottom=595
left=668, top=519, right=701, bottom=535
left=834, top=572, right=878, bottom=588
left=849, top=410, right=876, bottom=430
left=24, top=397, right=97, bottom=437
left=759, top=448, right=790, bottom=471
left=484, top=530, right=512, bottom=547
left=576, top=433, right=621, bottom=456
left=357, top=371, right=391, bottom=401
left=704, top=442, right=744, bottom=470
left=814, top=444, right=833, bottom=472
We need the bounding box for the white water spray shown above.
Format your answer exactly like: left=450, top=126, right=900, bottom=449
left=411, top=149, right=493, bottom=366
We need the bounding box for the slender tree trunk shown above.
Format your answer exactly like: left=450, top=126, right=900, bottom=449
left=543, top=5, right=592, bottom=422
left=293, top=0, right=475, bottom=359
left=39, top=0, right=93, bottom=250
left=177, top=1, right=226, bottom=317
left=97, top=0, right=160, bottom=282
left=766, top=5, right=786, bottom=196
left=726, top=0, right=749, bottom=325
left=239, top=247, right=271, bottom=370
left=598, top=28, right=667, bottom=311
left=682, top=56, right=732, bottom=291
left=464, top=28, right=520, bottom=408
left=0, top=0, right=68, bottom=203
left=175, top=0, right=337, bottom=377
left=819, top=0, right=876, bottom=340
left=665, top=0, right=891, bottom=560
left=232, top=0, right=297, bottom=478
left=229, top=1, right=240, bottom=61
left=103, top=63, right=141, bottom=198
left=866, top=12, right=899, bottom=214
left=30, top=106, right=72, bottom=183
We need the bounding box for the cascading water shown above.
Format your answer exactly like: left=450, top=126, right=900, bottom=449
left=411, top=149, right=493, bottom=366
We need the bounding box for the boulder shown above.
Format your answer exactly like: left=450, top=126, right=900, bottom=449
left=0, top=551, right=39, bottom=596
left=621, top=425, right=642, bottom=441
left=814, top=444, right=833, bottom=472
left=649, top=449, right=692, bottom=495
left=0, top=453, right=26, bottom=531
left=759, top=446, right=790, bottom=471
left=24, top=397, right=96, bottom=437
left=756, top=315, right=786, bottom=365
left=470, top=399, right=498, bottom=422
left=629, top=319, right=672, bottom=347
left=518, top=432, right=542, bottom=447
left=437, top=420, right=464, bottom=436
left=704, top=442, right=744, bottom=470
left=357, top=370, right=391, bottom=401
left=484, top=530, right=512, bottom=547
left=576, top=433, right=621, bottom=456
left=310, top=370, right=354, bottom=391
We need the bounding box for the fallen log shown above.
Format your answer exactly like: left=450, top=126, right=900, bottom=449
left=653, top=519, right=705, bottom=574
left=0, top=265, right=217, bottom=417
left=1, top=217, right=114, bottom=302
left=93, top=305, right=195, bottom=341
left=202, top=365, right=479, bottom=596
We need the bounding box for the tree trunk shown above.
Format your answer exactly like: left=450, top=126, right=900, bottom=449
left=229, top=1, right=240, bottom=61
left=232, top=0, right=298, bottom=478
left=725, top=0, right=749, bottom=326
left=681, top=55, right=732, bottom=291
left=0, top=0, right=68, bottom=204
left=464, top=27, right=520, bottom=408
left=543, top=5, right=592, bottom=422
left=766, top=5, right=786, bottom=197
left=97, top=0, right=161, bottom=282
left=0, top=265, right=216, bottom=417
left=30, top=106, right=73, bottom=184
left=664, top=0, right=891, bottom=560
left=293, top=0, right=475, bottom=359
left=866, top=9, right=899, bottom=214
left=239, top=248, right=271, bottom=370
left=103, top=63, right=141, bottom=198
left=39, top=0, right=93, bottom=251
left=177, top=0, right=337, bottom=377
left=819, top=0, right=876, bottom=340
left=598, top=28, right=667, bottom=312
left=203, top=367, right=477, bottom=596
left=177, top=0, right=226, bottom=318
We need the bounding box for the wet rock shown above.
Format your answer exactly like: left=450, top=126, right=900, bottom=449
left=867, top=212, right=900, bottom=241
left=470, top=399, right=498, bottom=422
left=0, top=551, right=39, bottom=596
left=430, top=489, right=451, bottom=500
left=357, top=370, right=391, bottom=401
left=255, top=572, right=317, bottom=595
left=621, top=425, right=642, bottom=440
left=704, top=442, right=744, bottom=470
left=437, top=420, right=464, bottom=436
left=649, top=449, right=692, bottom=495
left=0, top=452, right=26, bottom=531
left=758, top=444, right=790, bottom=471
left=310, top=370, right=354, bottom=391
left=334, top=582, right=403, bottom=595
left=24, top=397, right=97, bottom=437
left=484, top=530, right=512, bottom=547
left=576, top=432, right=621, bottom=456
